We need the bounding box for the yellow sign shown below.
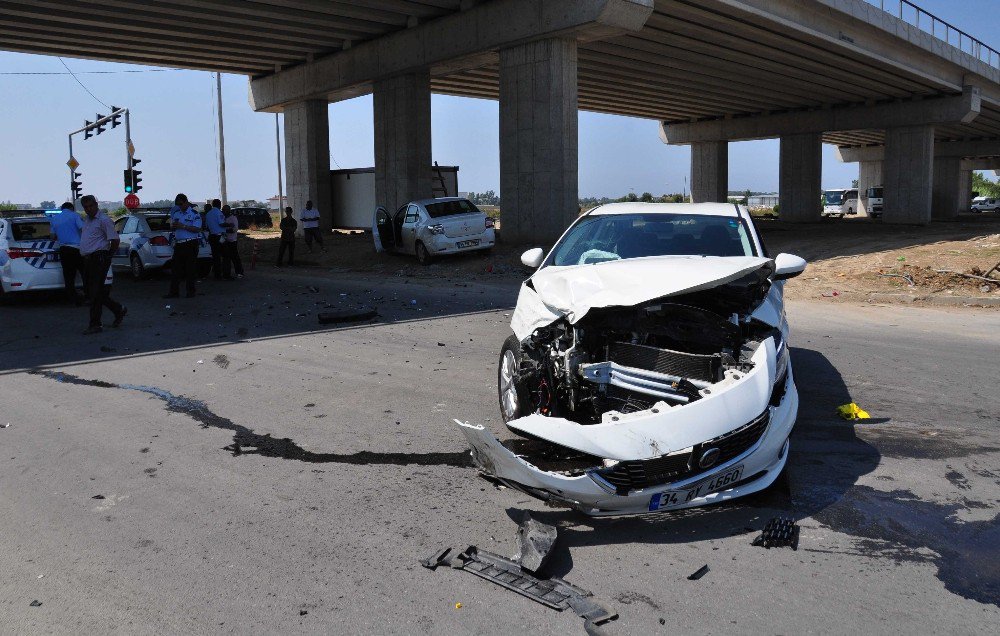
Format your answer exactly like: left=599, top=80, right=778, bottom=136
left=66, top=156, right=79, bottom=170
left=127, top=141, right=135, bottom=157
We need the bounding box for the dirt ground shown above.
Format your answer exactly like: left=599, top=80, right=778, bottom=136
left=241, top=214, right=1000, bottom=306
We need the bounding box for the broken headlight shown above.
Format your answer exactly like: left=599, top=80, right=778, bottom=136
left=774, top=335, right=789, bottom=387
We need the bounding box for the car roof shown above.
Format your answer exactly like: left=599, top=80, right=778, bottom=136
left=586, top=202, right=742, bottom=217
left=411, top=197, right=473, bottom=206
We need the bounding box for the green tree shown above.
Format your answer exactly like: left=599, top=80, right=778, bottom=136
left=640, top=192, right=654, bottom=202
left=40, top=200, right=57, bottom=208
left=851, top=179, right=859, bottom=189
left=972, top=172, right=1000, bottom=198
left=0, top=201, right=18, bottom=211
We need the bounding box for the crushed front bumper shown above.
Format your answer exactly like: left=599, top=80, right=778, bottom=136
left=456, top=372, right=798, bottom=517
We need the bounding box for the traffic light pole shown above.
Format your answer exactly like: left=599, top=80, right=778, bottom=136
left=67, top=134, right=75, bottom=204
left=67, top=106, right=131, bottom=203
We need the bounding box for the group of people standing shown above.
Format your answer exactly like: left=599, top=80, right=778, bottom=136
left=48, top=192, right=250, bottom=334
left=50, top=195, right=126, bottom=334
left=276, top=199, right=324, bottom=266
left=165, top=194, right=244, bottom=298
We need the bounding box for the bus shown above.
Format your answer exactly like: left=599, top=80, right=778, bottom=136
left=822, top=188, right=858, bottom=218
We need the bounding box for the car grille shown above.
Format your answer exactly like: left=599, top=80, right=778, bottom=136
left=593, top=409, right=770, bottom=494
left=607, top=342, right=719, bottom=382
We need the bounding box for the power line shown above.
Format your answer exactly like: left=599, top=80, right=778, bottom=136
left=0, top=69, right=175, bottom=75
left=58, top=57, right=111, bottom=109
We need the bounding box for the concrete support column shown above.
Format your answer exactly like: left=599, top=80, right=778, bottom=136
left=932, top=156, right=963, bottom=220
left=883, top=125, right=934, bottom=225
left=283, top=100, right=332, bottom=232
left=858, top=160, right=883, bottom=217
left=374, top=71, right=432, bottom=215
left=959, top=169, right=973, bottom=212
left=499, top=38, right=578, bottom=244
left=689, top=141, right=728, bottom=203
left=779, top=133, right=822, bottom=222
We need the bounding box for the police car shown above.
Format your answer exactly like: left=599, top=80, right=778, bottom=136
left=111, top=210, right=212, bottom=280
left=0, top=213, right=113, bottom=300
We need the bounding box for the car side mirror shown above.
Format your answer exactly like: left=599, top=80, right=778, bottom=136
left=521, top=248, right=545, bottom=269
left=773, top=253, right=807, bottom=280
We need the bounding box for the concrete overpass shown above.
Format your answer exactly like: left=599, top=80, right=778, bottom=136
left=3, top=0, right=999, bottom=239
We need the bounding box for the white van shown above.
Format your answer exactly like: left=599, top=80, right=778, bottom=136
left=971, top=196, right=1000, bottom=213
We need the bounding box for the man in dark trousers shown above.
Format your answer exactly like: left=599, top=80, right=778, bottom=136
left=276, top=206, right=297, bottom=266
left=222, top=205, right=244, bottom=279
left=78, top=195, right=125, bottom=334
left=301, top=200, right=324, bottom=252
left=205, top=198, right=228, bottom=280
left=49, top=201, right=85, bottom=304
left=165, top=193, right=203, bottom=298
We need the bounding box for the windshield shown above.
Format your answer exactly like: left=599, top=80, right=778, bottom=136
left=12, top=221, right=51, bottom=242
left=823, top=191, right=845, bottom=205
left=146, top=216, right=171, bottom=231
left=425, top=199, right=481, bottom=218
left=547, top=213, right=756, bottom=266
left=867, top=187, right=883, bottom=199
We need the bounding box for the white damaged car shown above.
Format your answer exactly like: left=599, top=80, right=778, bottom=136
left=457, top=203, right=806, bottom=516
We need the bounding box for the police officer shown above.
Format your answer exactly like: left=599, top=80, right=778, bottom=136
left=79, top=195, right=125, bottom=334
left=165, top=193, right=202, bottom=298
left=49, top=201, right=85, bottom=304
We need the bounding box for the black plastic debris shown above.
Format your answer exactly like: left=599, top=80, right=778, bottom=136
left=687, top=564, right=710, bottom=581
left=30, top=600, right=42, bottom=607
left=91, top=495, right=105, bottom=500
left=513, top=511, right=558, bottom=574
left=422, top=546, right=617, bottom=627
left=751, top=516, right=799, bottom=550
left=317, top=308, right=378, bottom=324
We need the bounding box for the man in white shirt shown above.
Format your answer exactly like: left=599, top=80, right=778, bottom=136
left=79, top=195, right=125, bottom=334
left=300, top=200, right=324, bottom=252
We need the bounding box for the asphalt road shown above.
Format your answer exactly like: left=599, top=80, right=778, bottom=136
left=1, top=266, right=998, bottom=634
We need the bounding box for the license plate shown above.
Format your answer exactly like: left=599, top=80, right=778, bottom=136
left=648, top=465, right=744, bottom=511
left=456, top=239, right=480, bottom=248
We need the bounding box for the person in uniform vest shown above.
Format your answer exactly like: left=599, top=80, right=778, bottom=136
left=50, top=201, right=85, bottom=305
left=165, top=193, right=203, bottom=298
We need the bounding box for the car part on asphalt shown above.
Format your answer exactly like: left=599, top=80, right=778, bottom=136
left=513, top=511, right=558, bottom=574
left=751, top=517, right=800, bottom=550
left=687, top=564, right=710, bottom=581
left=421, top=546, right=618, bottom=628
left=837, top=402, right=871, bottom=420
left=317, top=308, right=378, bottom=324
left=458, top=203, right=805, bottom=516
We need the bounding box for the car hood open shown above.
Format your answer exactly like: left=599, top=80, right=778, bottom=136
left=510, top=255, right=773, bottom=340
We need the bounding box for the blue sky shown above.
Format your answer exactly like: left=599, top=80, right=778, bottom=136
left=0, top=0, right=996, bottom=205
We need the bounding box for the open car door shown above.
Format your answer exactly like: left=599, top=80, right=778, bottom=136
left=373, top=206, right=394, bottom=253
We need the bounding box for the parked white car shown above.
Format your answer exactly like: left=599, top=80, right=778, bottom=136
left=457, top=202, right=806, bottom=516
left=110, top=211, right=212, bottom=279
left=0, top=215, right=63, bottom=295
left=373, top=197, right=496, bottom=264
left=971, top=196, right=1000, bottom=213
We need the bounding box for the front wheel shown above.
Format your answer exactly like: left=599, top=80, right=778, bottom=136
left=498, top=335, right=530, bottom=424
left=415, top=241, right=433, bottom=266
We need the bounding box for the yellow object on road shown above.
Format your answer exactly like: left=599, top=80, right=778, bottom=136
left=837, top=402, right=871, bottom=420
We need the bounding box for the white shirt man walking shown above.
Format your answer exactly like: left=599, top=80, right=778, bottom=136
left=79, top=195, right=126, bottom=334
left=301, top=200, right=325, bottom=252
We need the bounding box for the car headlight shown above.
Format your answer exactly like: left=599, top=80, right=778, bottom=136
left=774, top=336, right=789, bottom=384
left=428, top=224, right=445, bottom=235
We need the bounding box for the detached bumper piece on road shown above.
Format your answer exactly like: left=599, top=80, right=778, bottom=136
left=422, top=546, right=617, bottom=631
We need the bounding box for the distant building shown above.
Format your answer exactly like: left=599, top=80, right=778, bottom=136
left=748, top=193, right=779, bottom=207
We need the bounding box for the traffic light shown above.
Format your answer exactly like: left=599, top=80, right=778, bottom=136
left=95, top=113, right=106, bottom=135
left=84, top=120, right=93, bottom=139
left=110, top=107, right=122, bottom=128
left=123, top=158, right=143, bottom=193
left=71, top=172, right=83, bottom=199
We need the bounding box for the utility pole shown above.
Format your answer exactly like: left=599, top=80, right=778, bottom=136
left=216, top=72, right=228, bottom=205
left=275, top=113, right=283, bottom=215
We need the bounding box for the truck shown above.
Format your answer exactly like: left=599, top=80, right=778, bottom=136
left=866, top=186, right=883, bottom=218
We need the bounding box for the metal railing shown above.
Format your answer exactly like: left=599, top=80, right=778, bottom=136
left=865, top=0, right=999, bottom=70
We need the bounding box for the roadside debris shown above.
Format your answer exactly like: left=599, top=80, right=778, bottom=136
left=422, top=515, right=617, bottom=630
left=91, top=495, right=105, bottom=500
left=837, top=402, right=871, bottom=420
left=513, top=512, right=558, bottom=574
left=1, top=422, right=9, bottom=429
left=751, top=517, right=799, bottom=550
left=687, top=564, right=710, bottom=581
left=317, top=308, right=378, bottom=324
left=30, top=600, right=42, bottom=607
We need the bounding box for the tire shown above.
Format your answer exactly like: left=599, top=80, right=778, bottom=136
left=415, top=241, right=433, bottom=266
left=498, top=334, right=531, bottom=424
left=130, top=253, right=146, bottom=281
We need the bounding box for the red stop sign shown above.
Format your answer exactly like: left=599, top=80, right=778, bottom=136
left=124, top=193, right=140, bottom=210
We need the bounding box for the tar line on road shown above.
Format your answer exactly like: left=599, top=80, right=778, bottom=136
left=31, top=370, right=470, bottom=468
